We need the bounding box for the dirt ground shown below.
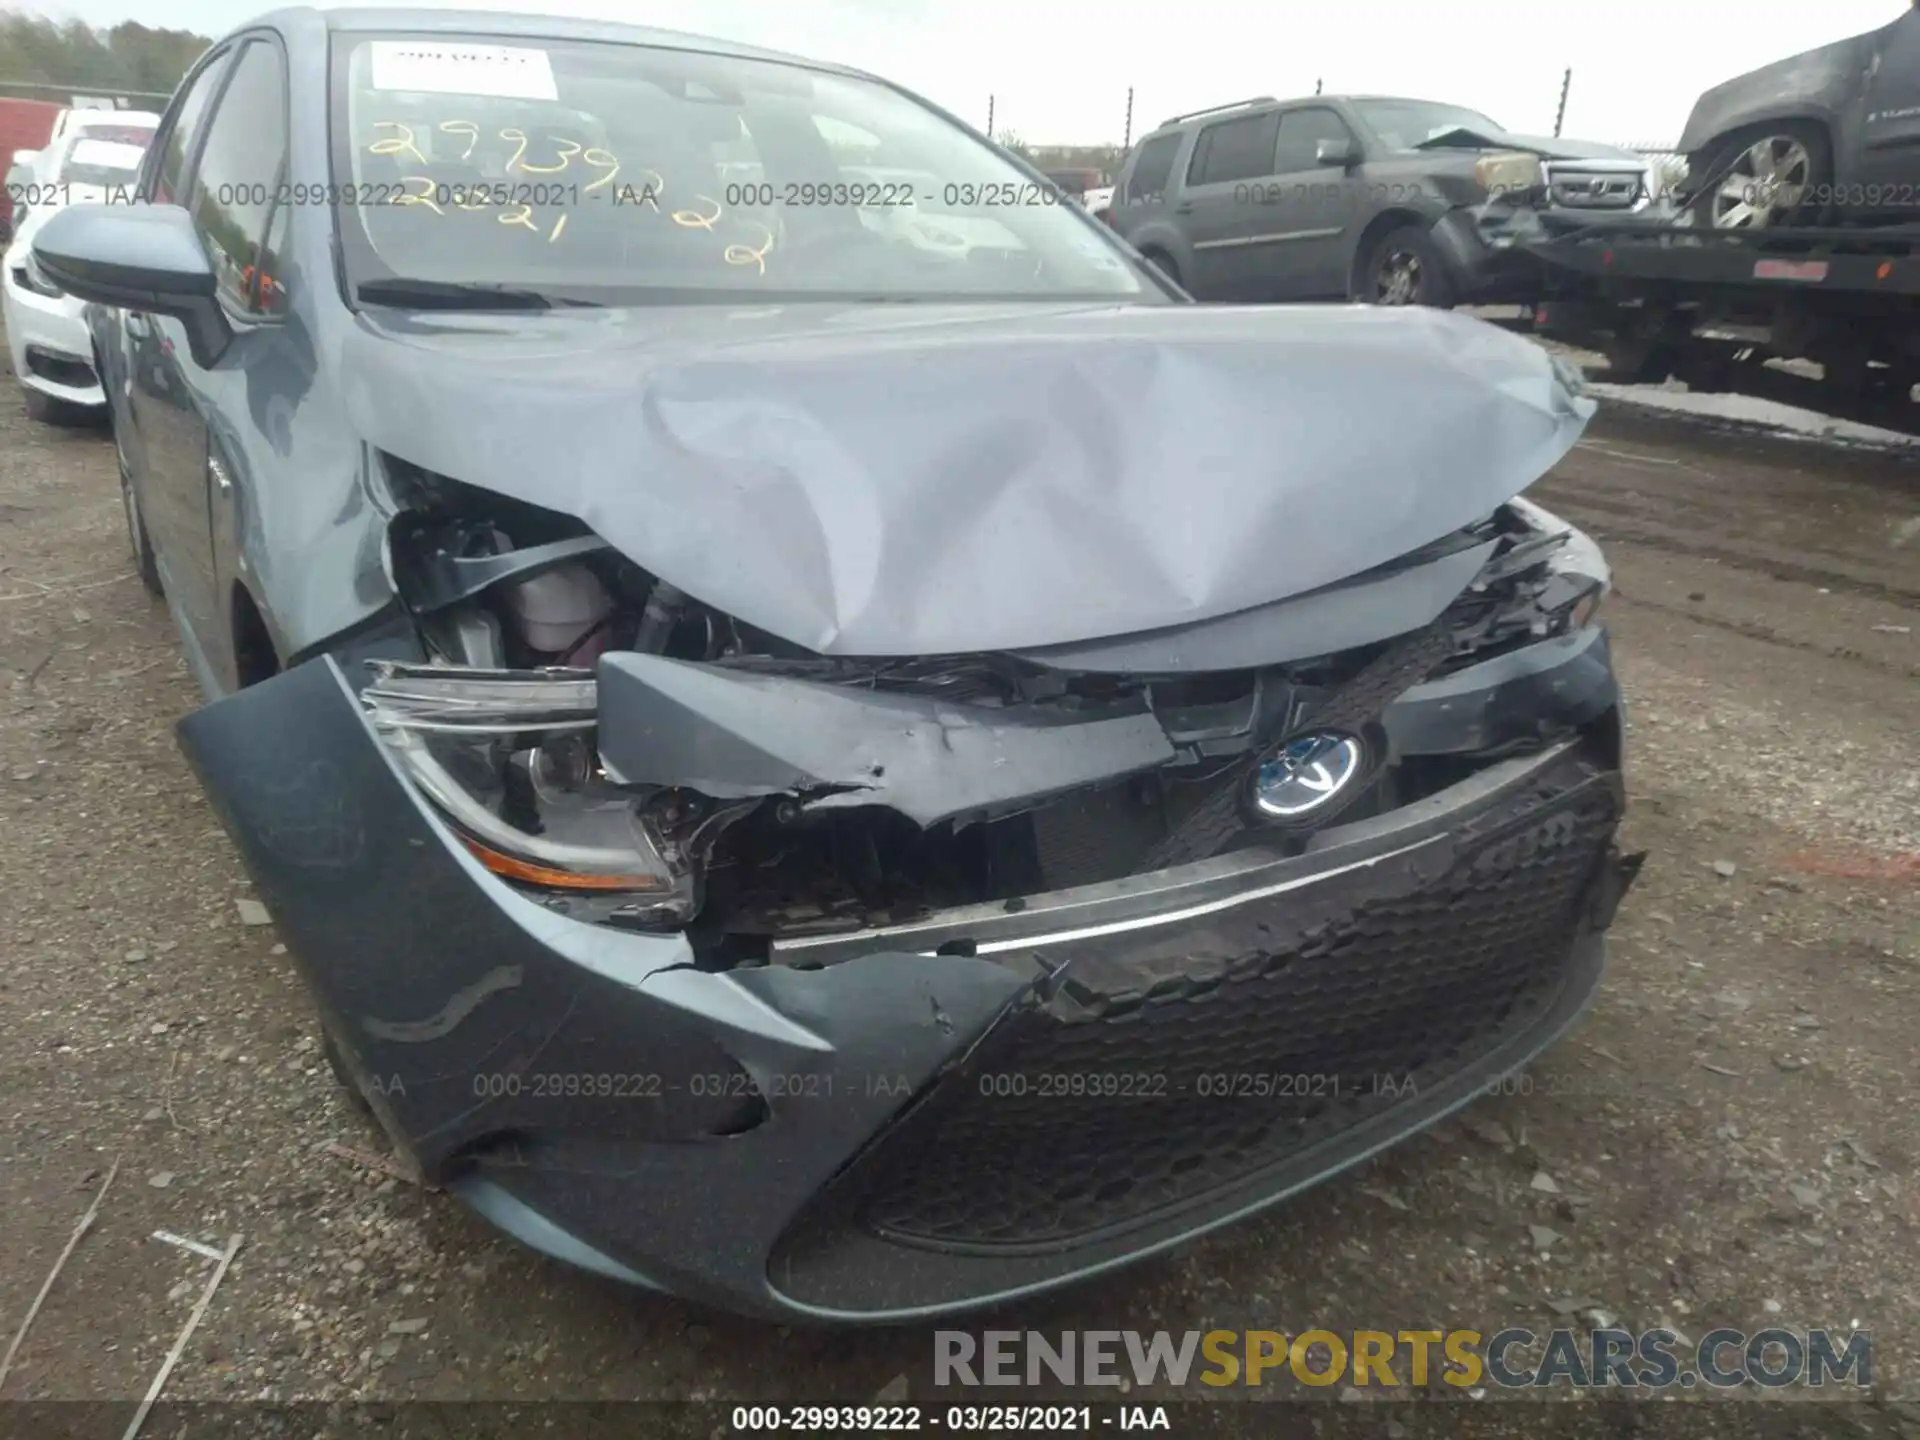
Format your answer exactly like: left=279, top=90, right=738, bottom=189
left=0, top=334, right=1915, bottom=1429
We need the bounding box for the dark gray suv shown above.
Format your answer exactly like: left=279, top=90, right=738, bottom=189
left=1111, top=94, right=1655, bottom=306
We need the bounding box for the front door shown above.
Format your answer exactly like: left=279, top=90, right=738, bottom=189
left=133, top=36, right=291, bottom=695
left=1256, top=107, right=1362, bottom=301
left=125, top=48, right=232, bottom=673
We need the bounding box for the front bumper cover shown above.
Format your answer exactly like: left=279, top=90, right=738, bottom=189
left=1434, top=202, right=1676, bottom=304
left=2, top=274, right=102, bottom=405
left=177, top=631, right=1634, bottom=1323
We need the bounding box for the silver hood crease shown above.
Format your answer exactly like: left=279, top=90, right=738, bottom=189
left=342, top=301, right=1595, bottom=656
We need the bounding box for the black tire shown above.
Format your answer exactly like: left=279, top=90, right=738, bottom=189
left=1821, top=351, right=1872, bottom=397
left=1684, top=121, right=1833, bottom=230
left=1360, top=224, right=1456, bottom=308
left=118, top=444, right=163, bottom=597
left=1140, top=248, right=1180, bottom=286
left=1602, top=334, right=1676, bottom=386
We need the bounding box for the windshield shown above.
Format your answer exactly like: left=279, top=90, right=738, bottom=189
left=1350, top=100, right=1506, bottom=150
left=60, top=135, right=149, bottom=190
left=330, top=35, right=1149, bottom=304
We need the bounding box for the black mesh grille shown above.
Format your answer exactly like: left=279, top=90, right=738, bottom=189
left=846, top=760, right=1620, bottom=1250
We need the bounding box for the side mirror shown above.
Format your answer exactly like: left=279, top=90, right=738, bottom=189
left=32, top=203, right=231, bottom=367
left=1315, top=137, right=1356, bottom=168
left=12, top=149, right=39, bottom=168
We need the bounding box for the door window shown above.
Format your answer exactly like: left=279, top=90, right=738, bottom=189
left=1186, top=111, right=1280, bottom=186
left=152, top=50, right=231, bottom=204
left=185, top=39, right=291, bottom=315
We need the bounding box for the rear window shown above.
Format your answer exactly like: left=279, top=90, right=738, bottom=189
left=74, top=123, right=157, bottom=147
left=62, top=136, right=150, bottom=189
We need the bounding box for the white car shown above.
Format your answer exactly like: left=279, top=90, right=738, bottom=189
left=3, top=117, right=156, bottom=422
left=1083, top=184, right=1115, bottom=222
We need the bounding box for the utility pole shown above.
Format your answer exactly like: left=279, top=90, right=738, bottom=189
left=1553, top=68, right=1571, bottom=137
left=986, top=94, right=995, bottom=137
left=1123, top=86, right=1133, bottom=150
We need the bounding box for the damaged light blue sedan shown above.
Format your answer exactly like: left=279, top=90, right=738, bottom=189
left=34, top=6, right=1641, bottom=1322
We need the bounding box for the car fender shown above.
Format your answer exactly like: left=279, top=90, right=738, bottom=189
left=1677, top=29, right=1877, bottom=156
left=1113, top=205, right=1191, bottom=275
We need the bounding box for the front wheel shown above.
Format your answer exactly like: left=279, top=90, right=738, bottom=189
left=1685, top=123, right=1832, bottom=229
left=1359, top=225, right=1456, bottom=308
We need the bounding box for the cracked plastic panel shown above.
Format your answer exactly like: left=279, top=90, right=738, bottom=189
left=595, top=652, right=1178, bottom=826
left=174, top=657, right=1031, bottom=1311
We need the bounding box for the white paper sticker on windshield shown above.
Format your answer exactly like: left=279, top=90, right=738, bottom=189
left=368, top=42, right=558, bottom=102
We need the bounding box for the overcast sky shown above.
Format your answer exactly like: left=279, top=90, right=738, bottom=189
left=19, top=0, right=1912, bottom=147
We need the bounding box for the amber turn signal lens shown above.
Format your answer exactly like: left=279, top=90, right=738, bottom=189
left=460, top=835, right=670, bottom=892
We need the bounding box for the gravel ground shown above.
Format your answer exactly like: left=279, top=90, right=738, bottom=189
left=0, top=337, right=1915, bottom=1431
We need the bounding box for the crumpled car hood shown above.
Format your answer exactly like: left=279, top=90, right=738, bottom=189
left=341, top=300, right=1594, bottom=656
left=1417, top=127, right=1643, bottom=163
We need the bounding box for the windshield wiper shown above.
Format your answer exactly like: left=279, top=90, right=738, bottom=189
left=356, top=278, right=560, bottom=311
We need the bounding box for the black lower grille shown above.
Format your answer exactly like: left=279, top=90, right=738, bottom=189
left=23, top=346, right=95, bottom=389
left=846, top=758, right=1620, bottom=1250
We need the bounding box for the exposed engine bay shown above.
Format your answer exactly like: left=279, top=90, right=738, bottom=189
left=365, top=456, right=1610, bottom=967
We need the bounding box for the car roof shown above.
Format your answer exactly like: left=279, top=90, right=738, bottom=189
left=1146, top=93, right=1488, bottom=137
left=239, top=7, right=867, bottom=77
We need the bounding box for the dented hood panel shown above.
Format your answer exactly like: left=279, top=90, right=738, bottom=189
left=1416, top=127, right=1641, bottom=163
left=341, top=300, right=1593, bottom=656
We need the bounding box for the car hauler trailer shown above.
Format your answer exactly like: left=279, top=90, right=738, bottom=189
left=1520, top=214, right=1920, bottom=432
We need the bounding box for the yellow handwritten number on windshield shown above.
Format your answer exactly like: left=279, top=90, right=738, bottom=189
left=437, top=120, right=479, bottom=160
left=672, top=196, right=721, bottom=231
left=498, top=128, right=582, bottom=174
left=582, top=149, right=621, bottom=194
left=368, top=122, right=427, bottom=163
left=724, top=222, right=775, bottom=275
left=397, top=176, right=444, bottom=213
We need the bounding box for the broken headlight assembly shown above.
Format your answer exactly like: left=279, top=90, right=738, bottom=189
left=359, top=662, right=699, bottom=925
left=1507, top=496, right=1610, bottom=636
left=13, top=248, right=64, bottom=298
left=1475, top=150, right=1545, bottom=202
